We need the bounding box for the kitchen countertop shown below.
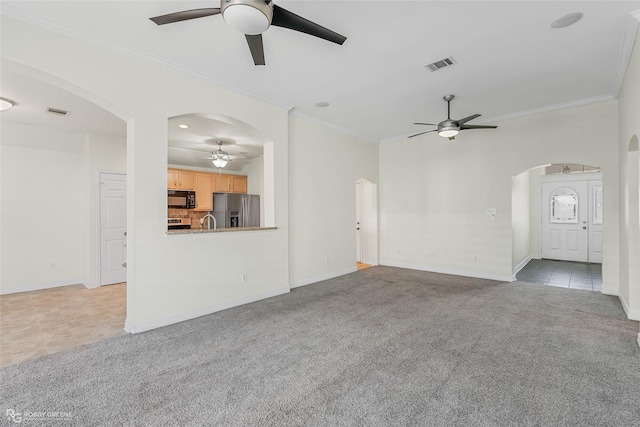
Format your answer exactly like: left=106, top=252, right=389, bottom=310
left=167, top=226, right=277, bottom=235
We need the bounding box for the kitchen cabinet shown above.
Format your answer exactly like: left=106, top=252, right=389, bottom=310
left=230, top=175, right=247, bottom=193
left=212, top=174, right=231, bottom=192
left=169, top=168, right=247, bottom=195
left=194, top=173, right=213, bottom=211
left=167, top=169, right=195, bottom=190
left=212, top=174, right=247, bottom=193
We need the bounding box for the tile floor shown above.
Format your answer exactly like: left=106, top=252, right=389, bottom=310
left=516, top=259, right=602, bottom=291
left=0, top=283, right=126, bottom=368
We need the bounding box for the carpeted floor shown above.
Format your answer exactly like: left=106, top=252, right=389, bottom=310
left=1, top=266, right=638, bottom=426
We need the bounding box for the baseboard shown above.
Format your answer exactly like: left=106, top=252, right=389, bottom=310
left=637, top=333, right=640, bottom=350
left=0, top=278, right=83, bottom=295
left=83, top=280, right=100, bottom=289
left=600, top=288, right=619, bottom=296
left=290, top=266, right=358, bottom=289
left=382, top=261, right=513, bottom=283
left=512, top=255, right=534, bottom=278
left=124, top=286, right=290, bottom=334
left=362, top=258, right=378, bottom=266
left=618, top=294, right=640, bottom=321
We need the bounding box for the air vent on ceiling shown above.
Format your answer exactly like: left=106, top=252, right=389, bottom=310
left=425, top=56, right=456, bottom=72
left=46, top=107, right=70, bottom=116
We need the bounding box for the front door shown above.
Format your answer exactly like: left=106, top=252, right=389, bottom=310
left=100, top=173, right=127, bottom=285
left=541, top=181, right=589, bottom=262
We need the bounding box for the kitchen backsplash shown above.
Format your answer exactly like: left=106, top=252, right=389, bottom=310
left=168, top=209, right=211, bottom=229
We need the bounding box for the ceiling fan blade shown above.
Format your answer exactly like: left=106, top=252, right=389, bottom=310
left=460, top=124, right=498, bottom=130
left=413, top=122, right=438, bottom=126
left=245, top=34, right=265, bottom=66
left=271, top=5, right=347, bottom=45
left=150, top=8, right=221, bottom=25
left=456, top=114, right=481, bottom=124
left=408, top=130, right=438, bottom=138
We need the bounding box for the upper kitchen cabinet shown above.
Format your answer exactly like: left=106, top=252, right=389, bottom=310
left=231, top=175, right=247, bottom=194
left=168, top=169, right=195, bottom=190
left=212, top=173, right=230, bottom=193
left=212, top=174, right=248, bottom=194
left=194, top=173, right=213, bottom=211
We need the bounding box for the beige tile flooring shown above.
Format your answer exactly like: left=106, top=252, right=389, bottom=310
left=0, top=283, right=126, bottom=368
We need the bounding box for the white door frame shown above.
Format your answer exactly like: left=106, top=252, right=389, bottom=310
left=540, top=172, right=603, bottom=263
left=356, top=178, right=379, bottom=266
left=97, top=171, right=127, bottom=286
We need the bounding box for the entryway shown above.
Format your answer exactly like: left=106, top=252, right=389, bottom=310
left=540, top=173, right=603, bottom=263
left=516, top=259, right=602, bottom=292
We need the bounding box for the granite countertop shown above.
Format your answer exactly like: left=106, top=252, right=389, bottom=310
left=167, top=226, right=277, bottom=235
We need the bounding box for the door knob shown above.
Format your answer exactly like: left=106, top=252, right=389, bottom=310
left=583, top=226, right=587, bottom=229
left=356, top=227, right=360, bottom=230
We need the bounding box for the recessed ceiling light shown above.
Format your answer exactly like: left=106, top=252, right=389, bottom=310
left=0, top=97, right=15, bottom=111
left=551, top=12, right=583, bottom=29
left=315, top=101, right=330, bottom=108
left=178, top=124, right=190, bottom=129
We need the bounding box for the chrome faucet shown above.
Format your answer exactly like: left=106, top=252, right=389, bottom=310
left=200, top=214, right=217, bottom=230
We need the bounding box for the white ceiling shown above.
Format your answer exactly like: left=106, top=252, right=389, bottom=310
left=168, top=113, right=266, bottom=172
left=1, top=1, right=639, bottom=144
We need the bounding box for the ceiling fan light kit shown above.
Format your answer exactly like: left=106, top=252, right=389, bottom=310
left=221, top=0, right=272, bottom=35
left=209, top=141, right=232, bottom=168
left=410, top=95, right=498, bottom=140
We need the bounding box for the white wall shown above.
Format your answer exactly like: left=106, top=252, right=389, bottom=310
left=288, top=114, right=379, bottom=287
left=512, top=170, right=530, bottom=272
left=528, top=166, right=545, bottom=258
left=1, top=16, right=291, bottom=331
left=380, top=100, right=619, bottom=284
left=0, top=122, right=85, bottom=292
left=617, top=23, right=640, bottom=322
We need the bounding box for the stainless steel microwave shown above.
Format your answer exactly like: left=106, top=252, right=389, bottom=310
left=168, top=190, right=196, bottom=209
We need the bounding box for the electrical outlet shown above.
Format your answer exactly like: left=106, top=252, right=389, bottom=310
left=325, top=256, right=329, bottom=264
left=50, top=262, right=56, bottom=270
left=242, top=273, right=248, bottom=282
left=474, top=256, right=478, bottom=262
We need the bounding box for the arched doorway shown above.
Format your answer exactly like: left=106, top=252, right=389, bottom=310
left=511, top=163, right=604, bottom=291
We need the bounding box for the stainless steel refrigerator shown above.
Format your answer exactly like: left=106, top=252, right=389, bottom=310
left=212, top=193, right=260, bottom=228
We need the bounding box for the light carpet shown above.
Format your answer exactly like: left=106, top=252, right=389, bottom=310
left=1, top=266, right=638, bottom=426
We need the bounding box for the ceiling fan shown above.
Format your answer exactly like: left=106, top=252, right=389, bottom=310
left=149, top=0, right=347, bottom=66
left=206, top=141, right=233, bottom=168
left=409, top=95, right=498, bottom=140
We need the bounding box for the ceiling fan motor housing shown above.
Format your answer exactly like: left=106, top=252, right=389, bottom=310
left=438, top=119, right=460, bottom=137
left=221, top=0, right=274, bottom=35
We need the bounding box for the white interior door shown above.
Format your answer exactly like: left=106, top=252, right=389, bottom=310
left=541, top=181, right=588, bottom=262
left=588, top=180, right=604, bottom=263
left=100, top=173, right=127, bottom=285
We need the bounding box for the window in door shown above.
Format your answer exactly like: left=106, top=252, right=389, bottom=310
left=551, top=188, right=578, bottom=224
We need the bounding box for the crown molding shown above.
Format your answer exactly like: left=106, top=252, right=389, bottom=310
left=0, top=4, right=294, bottom=112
